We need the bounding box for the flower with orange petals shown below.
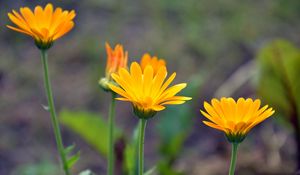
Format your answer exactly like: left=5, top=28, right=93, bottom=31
left=109, top=62, right=191, bottom=118
left=99, top=43, right=128, bottom=91
left=201, top=97, right=275, bottom=143
left=140, top=53, right=166, bottom=75
left=109, top=60, right=190, bottom=175
left=7, top=3, right=76, bottom=50
left=105, top=43, right=128, bottom=79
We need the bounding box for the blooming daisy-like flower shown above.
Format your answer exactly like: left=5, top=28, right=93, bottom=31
left=7, top=3, right=76, bottom=50
left=109, top=62, right=191, bottom=118
left=140, top=53, right=166, bottom=75
left=201, top=97, right=275, bottom=143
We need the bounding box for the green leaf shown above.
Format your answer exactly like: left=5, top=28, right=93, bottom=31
left=157, top=162, right=184, bottom=175
left=144, top=166, right=157, bottom=175
left=155, top=82, right=195, bottom=175
left=156, top=106, right=191, bottom=175
left=79, top=170, right=95, bottom=175
left=256, top=39, right=300, bottom=123
left=41, top=104, right=49, bottom=111
left=59, top=110, right=122, bottom=156
left=64, top=144, right=76, bottom=155
left=12, top=160, right=60, bottom=175
left=67, top=151, right=80, bottom=168
left=124, top=123, right=140, bottom=175
left=157, top=104, right=192, bottom=157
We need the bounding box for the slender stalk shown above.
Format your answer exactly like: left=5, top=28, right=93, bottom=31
left=40, top=50, right=70, bottom=175
left=108, top=92, right=116, bottom=175
left=229, top=143, right=239, bottom=175
left=138, top=119, right=147, bottom=175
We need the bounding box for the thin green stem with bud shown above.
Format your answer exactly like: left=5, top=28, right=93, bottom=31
left=40, top=49, right=70, bottom=175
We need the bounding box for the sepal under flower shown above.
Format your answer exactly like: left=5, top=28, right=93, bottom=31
left=133, top=105, right=157, bottom=119
left=225, top=132, right=246, bottom=143
left=99, top=77, right=117, bottom=92
left=35, top=39, right=53, bottom=50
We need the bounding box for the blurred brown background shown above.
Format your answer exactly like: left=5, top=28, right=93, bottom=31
left=1, top=0, right=300, bottom=174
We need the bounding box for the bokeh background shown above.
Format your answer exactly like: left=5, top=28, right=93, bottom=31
left=1, top=0, right=300, bottom=174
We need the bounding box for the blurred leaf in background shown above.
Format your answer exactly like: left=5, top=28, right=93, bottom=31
left=256, top=39, right=300, bottom=125
left=144, top=166, right=157, bottom=175
left=79, top=169, right=95, bottom=175
left=124, top=124, right=139, bottom=175
left=12, top=160, right=60, bottom=175
left=156, top=74, right=202, bottom=175
left=59, top=110, right=122, bottom=156
left=156, top=104, right=191, bottom=175
left=256, top=39, right=300, bottom=168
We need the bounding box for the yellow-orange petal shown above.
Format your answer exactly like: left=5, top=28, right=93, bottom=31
left=109, top=61, right=190, bottom=118
left=203, top=121, right=225, bottom=132
left=7, top=3, right=76, bottom=49
left=200, top=97, right=275, bottom=143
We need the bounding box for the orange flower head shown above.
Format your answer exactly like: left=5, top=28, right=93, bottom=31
left=105, top=43, right=128, bottom=79
left=109, top=62, right=191, bottom=119
left=140, top=53, right=166, bottom=75
left=99, top=43, right=128, bottom=91
left=7, top=3, right=76, bottom=50
left=201, top=97, right=275, bottom=143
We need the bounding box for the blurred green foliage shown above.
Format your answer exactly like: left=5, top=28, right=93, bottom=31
left=256, top=38, right=300, bottom=171
left=64, top=144, right=81, bottom=169
left=157, top=105, right=192, bottom=175
left=257, top=39, right=300, bottom=123
left=144, top=166, right=157, bottom=175
left=12, top=161, right=60, bottom=175
left=60, top=110, right=122, bottom=156
left=124, top=124, right=139, bottom=175
left=59, top=104, right=196, bottom=174
left=79, top=170, right=95, bottom=175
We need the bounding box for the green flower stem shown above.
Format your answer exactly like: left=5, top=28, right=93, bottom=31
left=138, top=119, right=147, bottom=175
left=40, top=50, right=70, bottom=175
left=229, top=142, right=239, bottom=175
left=108, top=92, right=116, bottom=175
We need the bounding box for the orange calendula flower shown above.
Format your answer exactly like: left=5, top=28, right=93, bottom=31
left=99, top=43, right=128, bottom=91
left=105, top=43, right=128, bottom=79
left=140, top=53, right=166, bottom=75
left=7, top=3, right=76, bottom=50
left=201, top=97, right=275, bottom=143
left=109, top=62, right=191, bottom=118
